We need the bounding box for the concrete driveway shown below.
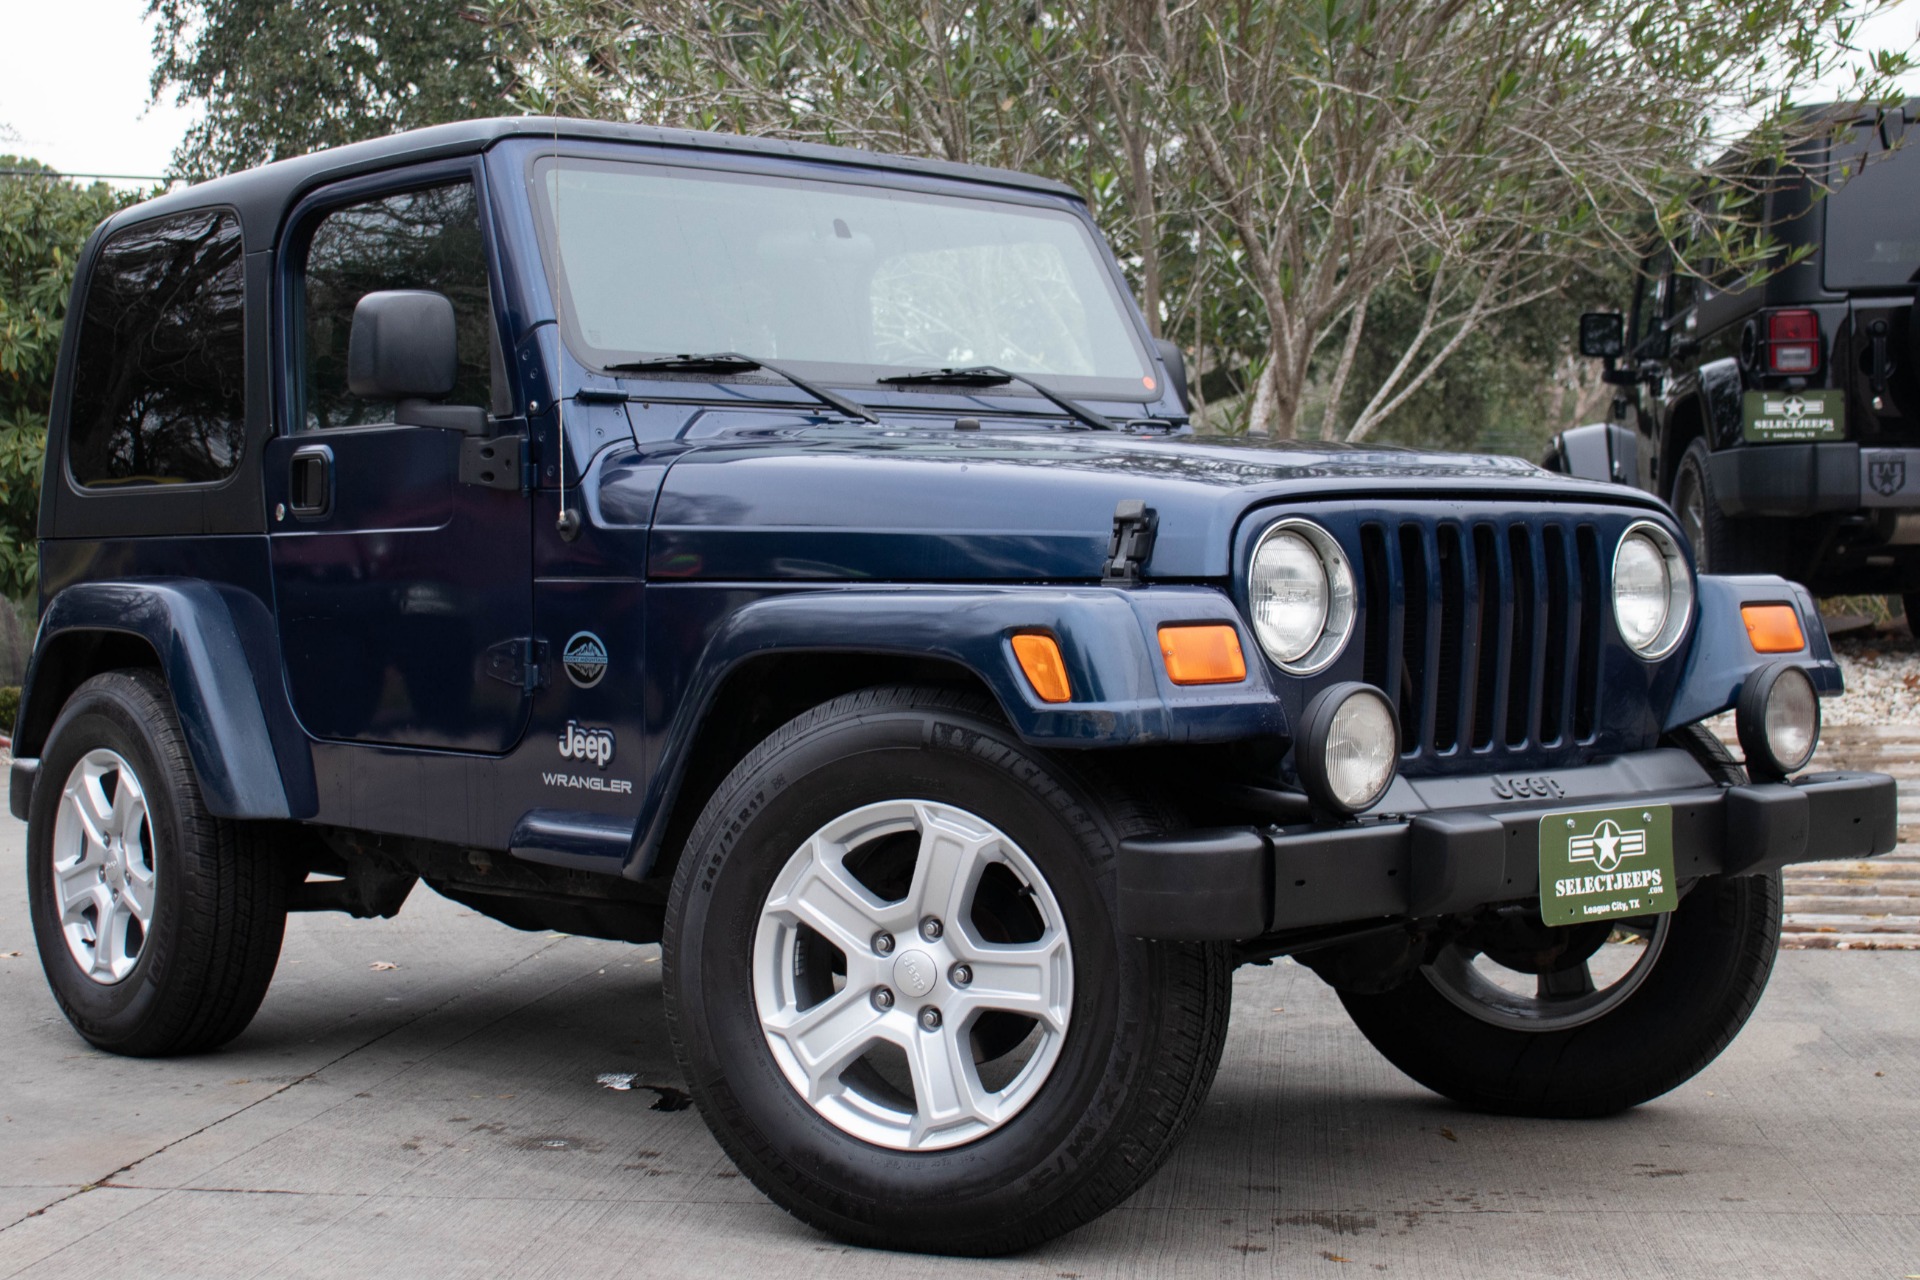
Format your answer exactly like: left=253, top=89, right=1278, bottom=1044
left=0, top=815, right=1915, bottom=1279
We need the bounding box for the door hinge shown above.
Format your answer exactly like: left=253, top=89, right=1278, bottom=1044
left=460, top=433, right=532, bottom=493
left=484, top=638, right=550, bottom=693
left=1102, top=499, right=1159, bottom=587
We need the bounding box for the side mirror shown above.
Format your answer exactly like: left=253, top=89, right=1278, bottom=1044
left=1578, top=312, right=1625, bottom=359
left=1153, top=338, right=1192, bottom=413
left=347, top=290, right=486, bottom=434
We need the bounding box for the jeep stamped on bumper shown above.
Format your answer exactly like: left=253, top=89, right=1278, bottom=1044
left=9, top=118, right=1897, bottom=1257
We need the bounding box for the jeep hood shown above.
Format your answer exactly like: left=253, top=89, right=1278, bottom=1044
left=615, top=420, right=1667, bottom=582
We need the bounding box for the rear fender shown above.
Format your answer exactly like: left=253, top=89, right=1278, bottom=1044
left=13, top=580, right=315, bottom=821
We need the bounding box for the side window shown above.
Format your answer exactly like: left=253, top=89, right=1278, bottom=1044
left=1629, top=250, right=1673, bottom=357
left=297, top=182, right=496, bottom=431
left=68, top=209, right=246, bottom=488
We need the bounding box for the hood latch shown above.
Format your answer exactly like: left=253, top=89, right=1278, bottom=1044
left=1103, top=500, right=1159, bottom=587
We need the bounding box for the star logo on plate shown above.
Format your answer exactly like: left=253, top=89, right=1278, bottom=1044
left=1567, top=818, right=1647, bottom=873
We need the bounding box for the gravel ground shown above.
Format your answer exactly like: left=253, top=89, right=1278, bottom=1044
left=1825, top=625, right=1920, bottom=727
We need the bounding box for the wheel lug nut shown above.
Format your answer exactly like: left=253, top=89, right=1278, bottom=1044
left=950, top=964, right=972, bottom=987
left=872, top=931, right=894, bottom=956
left=919, top=1006, right=942, bottom=1030
left=872, top=987, right=894, bottom=1011
left=920, top=916, right=943, bottom=941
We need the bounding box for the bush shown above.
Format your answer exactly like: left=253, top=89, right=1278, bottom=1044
left=0, top=685, right=19, bottom=738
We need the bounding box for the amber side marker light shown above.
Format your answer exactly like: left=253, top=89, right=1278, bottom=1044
left=1742, top=604, right=1806, bottom=654
left=1011, top=633, right=1072, bottom=703
left=1158, top=624, right=1248, bottom=685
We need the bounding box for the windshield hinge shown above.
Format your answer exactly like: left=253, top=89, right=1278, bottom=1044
left=1102, top=500, right=1159, bottom=587
left=484, top=637, right=550, bottom=693
left=461, top=432, right=533, bottom=494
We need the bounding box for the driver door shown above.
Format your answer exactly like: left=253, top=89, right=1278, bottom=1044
left=266, top=168, right=533, bottom=754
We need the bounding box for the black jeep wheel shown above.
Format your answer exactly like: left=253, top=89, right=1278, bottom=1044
left=26, top=671, right=288, bottom=1056
left=1671, top=438, right=1800, bottom=576
left=664, top=686, right=1232, bottom=1255
left=1338, top=724, right=1781, bottom=1118
left=1670, top=438, right=1731, bottom=573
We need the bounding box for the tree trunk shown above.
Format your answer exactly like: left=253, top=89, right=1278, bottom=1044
left=1246, top=343, right=1302, bottom=439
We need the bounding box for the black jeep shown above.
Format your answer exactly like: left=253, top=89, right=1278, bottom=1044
left=10, top=118, right=1896, bottom=1255
left=1559, top=101, right=1920, bottom=608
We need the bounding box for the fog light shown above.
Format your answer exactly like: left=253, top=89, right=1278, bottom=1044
left=1736, top=661, right=1820, bottom=779
left=1297, top=683, right=1399, bottom=816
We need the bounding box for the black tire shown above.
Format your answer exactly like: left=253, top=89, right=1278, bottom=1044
left=1670, top=438, right=1734, bottom=573
left=664, top=685, right=1232, bottom=1255
left=1670, top=438, right=1805, bottom=577
left=27, top=670, right=288, bottom=1056
left=1338, top=723, right=1781, bottom=1118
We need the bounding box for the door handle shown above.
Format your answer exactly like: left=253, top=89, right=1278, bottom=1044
left=289, top=444, right=333, bottom=519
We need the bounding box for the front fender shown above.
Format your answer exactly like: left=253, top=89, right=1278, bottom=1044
left=1665, top=574, right=1842, bottom=731
left=628, top=584, right=1288, bottom=875
left=15, top=580, right=315, bottom=821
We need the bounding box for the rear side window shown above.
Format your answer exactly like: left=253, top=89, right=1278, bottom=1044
left=67, top=209, right=246, bottom=488
left=1824, top=121, right=1920, bottom=291
left=297, top=182, right=495, bottom=431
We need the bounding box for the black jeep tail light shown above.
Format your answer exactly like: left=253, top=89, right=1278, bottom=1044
left=1766, top=309, right=1820, bottom=374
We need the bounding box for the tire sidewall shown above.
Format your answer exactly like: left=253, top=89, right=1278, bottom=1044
left=667, top=701, right=1163, bottom=1237
left=27, top=676, right=198, bottom=1046
left=1673, top=439, right=1720, bottom=574
left=1341, top=871, right=1781, bottom=1116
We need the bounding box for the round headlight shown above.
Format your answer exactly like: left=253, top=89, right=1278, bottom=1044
left=1297, top=683, right=1400, bottom=816
left=1249, top=520, right=1356, bottom=674
left=1737, top=661, right=1820, bottom=779
left=1612, top=522, right=1692, bottom=658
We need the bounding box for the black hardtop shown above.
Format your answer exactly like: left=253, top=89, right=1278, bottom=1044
left=100, top=116, right=1082, bottom=253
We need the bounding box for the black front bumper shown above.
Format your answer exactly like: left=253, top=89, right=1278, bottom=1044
left=1117, top=751, right=1898, bottom=942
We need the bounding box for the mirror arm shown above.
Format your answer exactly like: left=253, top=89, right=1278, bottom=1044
left=1599, top=355, right=1640, bottom=387
left=397, top=399, right=489, bottom=435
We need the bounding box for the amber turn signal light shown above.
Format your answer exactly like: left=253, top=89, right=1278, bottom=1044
left=1158, top=624, right=1248, bottom=685
left=1011, top=633, right=1072, bottom=703
left=1741, top=604, right=1806, bottom=654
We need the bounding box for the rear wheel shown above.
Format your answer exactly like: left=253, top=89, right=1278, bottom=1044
left=26, top=671, right=287, bottom=1056
left=1671, top=439, right=1804, bottom=576
left=665, top=686, right=1232, bottom=1254
left=1670, top=439, right=1730, bottom=572
left=1339, top=724, right=1780, bottom=1117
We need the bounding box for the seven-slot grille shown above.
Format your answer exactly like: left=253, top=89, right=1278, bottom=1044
left=1358, top=517, right=1605, bottom=761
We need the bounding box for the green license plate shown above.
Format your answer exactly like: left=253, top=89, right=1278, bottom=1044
left=1742, top=389, right=1845, bottom=443
left=1537, top=804, right=1677, bottom=926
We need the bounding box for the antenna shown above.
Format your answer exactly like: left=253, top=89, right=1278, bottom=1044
left=552, top=113, right=581, bottom=542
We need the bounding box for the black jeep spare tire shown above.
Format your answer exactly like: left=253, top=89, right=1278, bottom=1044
left=1339, top=724, right=1781, bottom=1117
left=664, top=686, right=1232, bottom=1255
left=27, top=670, right=288, bottom=1056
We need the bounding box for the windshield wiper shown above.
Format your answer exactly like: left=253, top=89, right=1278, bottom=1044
left=877, top=365, right=1115, bottom=430
left=603, top=352, right=879, bottom=424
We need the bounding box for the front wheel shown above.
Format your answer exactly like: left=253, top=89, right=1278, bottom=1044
left=664, top=686, right=1231, bottom=1254
left=1340, top=726, right=1779, bottom=1117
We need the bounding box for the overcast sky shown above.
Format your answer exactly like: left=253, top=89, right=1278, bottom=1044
left=1, top=0, right=1916, bottom=188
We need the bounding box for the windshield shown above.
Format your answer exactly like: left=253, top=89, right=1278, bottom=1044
left=532, top=157, right=1155, bottom=398
left=1823, top=122, right=1920, bottom=290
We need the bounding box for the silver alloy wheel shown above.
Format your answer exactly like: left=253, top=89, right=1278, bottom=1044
left=752, top=799, right=1073, bottom=1151
left=51, top=748, right=157, bottom=985
left=1420, top=914, right=1672, bottom=1033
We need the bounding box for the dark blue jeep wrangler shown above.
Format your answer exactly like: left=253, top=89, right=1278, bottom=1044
left=12, top=118, right=1898, bottom=1255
